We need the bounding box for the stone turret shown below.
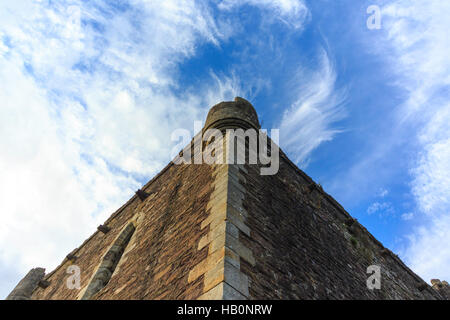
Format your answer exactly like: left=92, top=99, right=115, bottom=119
left=6, top=267, right=45, bottom=300
left=204, top=97, right=260, bottom=132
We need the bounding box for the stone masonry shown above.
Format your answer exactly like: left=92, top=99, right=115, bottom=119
left=9, top=97, right=448, bottom=300
left=6, top=268, right=45, bottom=300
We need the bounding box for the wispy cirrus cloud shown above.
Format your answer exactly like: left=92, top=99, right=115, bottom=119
left=279, top=48, right=347, bottom=167
left=375, top=0, right=450, bottom=281
left=218, top=0, right=310, bottom=29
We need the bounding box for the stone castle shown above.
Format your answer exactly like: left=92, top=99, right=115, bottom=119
left=7, top=97, right=449, bottom=300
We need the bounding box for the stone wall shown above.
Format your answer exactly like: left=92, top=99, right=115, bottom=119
left=238, top=151, right=443, bottom=299
left=6, top=267, right=45, bottom=300
left=31, top=161, right=215, bottom=299
left=28, top=139, right=448, bottom=300
left=188, top=163, right=255, bottom=299
left=431, top=279, right=450, bottom=299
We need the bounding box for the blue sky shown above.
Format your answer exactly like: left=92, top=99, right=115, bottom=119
left=1, top=0, right=449, bottom=298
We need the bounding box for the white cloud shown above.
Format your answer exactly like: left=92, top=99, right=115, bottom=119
left=378, top=188, right=389, bottom=198
left=367, top=201, right=394, bottom=216
left=279, top=48, right=346, bottom=166
left=403, top=215, right=450, bottom=283
left=412, top=107, right=450, bottom=216
left=218, top=0, right=310, bottom=29
left=401, top=212, right=414, bottom=221
left=377, top=0, right=450, bottom=282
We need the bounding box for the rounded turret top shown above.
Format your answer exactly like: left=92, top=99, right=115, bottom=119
left=204, top=97, right=260, bottom=131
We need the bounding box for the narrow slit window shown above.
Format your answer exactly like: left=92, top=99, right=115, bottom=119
left=81, top=223, right=135, bottom=300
